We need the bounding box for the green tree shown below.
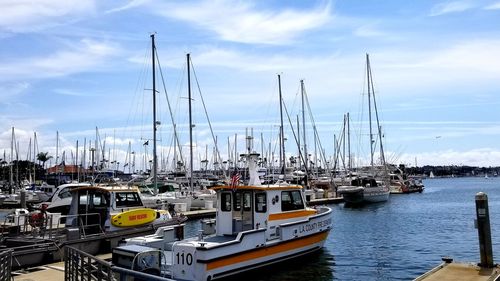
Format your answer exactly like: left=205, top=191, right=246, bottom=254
left=36, top=152, right=52, bottom=169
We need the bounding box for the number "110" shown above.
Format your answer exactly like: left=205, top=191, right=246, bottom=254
left=176, top=252, right=193, bottom=265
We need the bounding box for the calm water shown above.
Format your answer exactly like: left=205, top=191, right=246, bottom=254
left=2, top=177, right=499, bottom=280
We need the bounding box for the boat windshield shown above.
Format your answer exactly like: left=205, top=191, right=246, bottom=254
left=281, top=190, right=304, bottom=211
left=116, top=192, right=143, bottom=207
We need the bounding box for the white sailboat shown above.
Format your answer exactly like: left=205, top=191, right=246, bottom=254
left=338, top=54, right=390, bottom=204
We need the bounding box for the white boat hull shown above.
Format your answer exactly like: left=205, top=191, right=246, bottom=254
left=205, top=232, right=328, bottom=280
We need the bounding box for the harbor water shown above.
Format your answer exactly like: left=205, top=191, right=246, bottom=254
left=2, top=177, right=499, bottom=280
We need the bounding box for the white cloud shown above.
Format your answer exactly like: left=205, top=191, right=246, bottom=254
left=484, top=2, right=500, bottom=10
left=0, top=0, right=96, bottom=32
left=0, top=83, right=30, bottom=103
left=156, top=0, right=332, bottom=45
left=429, top=1, right=475, bottom=16
left=53, top=89, right=90, bottom=97
left=399, top=148, right=500, bottom=166
left=105, top=0, right=150, bottom=14
left=354, top=24, right=385, bottom=38
left=190, top=47, right=336, bottom=72
left=0, top=39, right=121, bottom=81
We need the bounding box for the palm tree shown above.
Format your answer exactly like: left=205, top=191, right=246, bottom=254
left=36, top=152, right=52, bottom=169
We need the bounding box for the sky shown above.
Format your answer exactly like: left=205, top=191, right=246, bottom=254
left=1, top=0, right=500, bottom=172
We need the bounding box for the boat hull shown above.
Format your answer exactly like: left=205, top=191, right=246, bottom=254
left=363, top=191, right=390, bottom=203
left=337, top=186, right=364, bottom=204
left=205, top=230, right=329, bottom=280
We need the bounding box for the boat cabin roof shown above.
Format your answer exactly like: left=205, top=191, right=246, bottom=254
left=71, top=185, right=140, bottom=193
left=212, top=185, right=303, bottom=192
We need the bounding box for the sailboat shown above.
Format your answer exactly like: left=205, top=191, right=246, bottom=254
left=337, top=54, right=390, bottom=204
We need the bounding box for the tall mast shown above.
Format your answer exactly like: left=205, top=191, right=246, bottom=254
left=300, top=79, right=307, bottom=171
left=347, top=112, right=351, bottom=170
left=76, top=140, right=79, bottom=182
left=297, top=115, right=300, bottom=169
left=9, top=127, right=14, bottom=194
left=234, top=134, right=237, bottom=170
left=173, top=125, right=178, bottom=171
left=367, top=53, right=374, bottom=167
left=83, top=138, right=87, bottom=178
left=187, top=53, right=194, bottom=192
left=260, top=132, right=264, bottom=169
left=151, top=34, right=158, bottom=194
left=33, top=132, right=37, bottom=182
left=56, top=131, right=59, bottom=168
left=278, top=74, right=285, bottom=174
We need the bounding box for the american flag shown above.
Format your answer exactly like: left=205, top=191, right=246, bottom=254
left=230, top=172, right=241, bottom=189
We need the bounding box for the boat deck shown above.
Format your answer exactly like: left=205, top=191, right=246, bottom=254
left=414, top=262, right=500, bottom=281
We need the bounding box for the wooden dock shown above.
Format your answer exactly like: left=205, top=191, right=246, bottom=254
left=414, top=261, right=500, bottom=281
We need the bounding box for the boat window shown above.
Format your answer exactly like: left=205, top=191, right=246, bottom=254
left=116, top=192, right=142, bottom=207
left=92, top=193, right=107, bottom=207
left=255, top=193, right=266, bottom=213
left=281, top=190, right=304, bottom=211
left=233, top=192, right=241, bottom=211
left=221, top=192, right=231, bottom=212
left=243, top=192, right=251, bottom=211
left=58, top=188, right=72, bottom=199
left=291, top=191, right=304, bottom=209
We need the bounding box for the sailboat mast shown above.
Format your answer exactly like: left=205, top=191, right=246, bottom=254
left=10, top=127, right=14, bottom=194
left=278, top=74, right=285, bottom=174
left=76, top=140, right=79, bottom=182
left=347, top=112, right=351, bottom=170
left=297, top=115, right=300, bottom=169
left=151, top=34, right=158, bottom=194
left=234, top=134, right=237, bottom=170
left=368, top=58, right=386, bottom=166
left=187, top=53, right=194, bottom=192
left=366, top=53, right=374, bottom=167
left=300, top=79, right=307, bottom=171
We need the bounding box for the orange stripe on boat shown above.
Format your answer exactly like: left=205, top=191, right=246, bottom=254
left=268, top=209, right=317, bottom=221
left=206, top=231, right=328, bottom=270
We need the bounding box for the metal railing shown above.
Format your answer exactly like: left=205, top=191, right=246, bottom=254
left=64, top=246, right=174, bottom=281
left=0, top=249, right=12, bottom=281
left=1, top=212, right=104, bottom=240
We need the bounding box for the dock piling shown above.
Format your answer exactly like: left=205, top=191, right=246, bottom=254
left=475, top=192, right=494, bottom=268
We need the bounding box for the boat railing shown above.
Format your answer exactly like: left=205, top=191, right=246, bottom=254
left=65, top=246, right=173, bottom=281
left=0, top=211, right=105, bottom=241
left=60, top=212, right=104, bottom=239
left=0, top=249, right=12, bottom=281
left=0, top=211, right=56, bottom=238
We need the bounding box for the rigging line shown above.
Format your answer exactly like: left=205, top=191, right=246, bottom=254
left=122, top=41, right=149, bottom=146
left=303, top=86, right=330, bottom=171
left=281, top=96, right=310, bottom=176
left=368, top=60, right=386, bottom=166
left=189, top=58, right=224, bottom=176
left=155, top=48, right=186, bottom=171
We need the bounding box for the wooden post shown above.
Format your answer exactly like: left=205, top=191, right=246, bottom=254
left=475, top=192, right=494, bottom=267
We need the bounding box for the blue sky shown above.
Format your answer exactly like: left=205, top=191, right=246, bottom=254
left=1, top=0, right=500, bottom=171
